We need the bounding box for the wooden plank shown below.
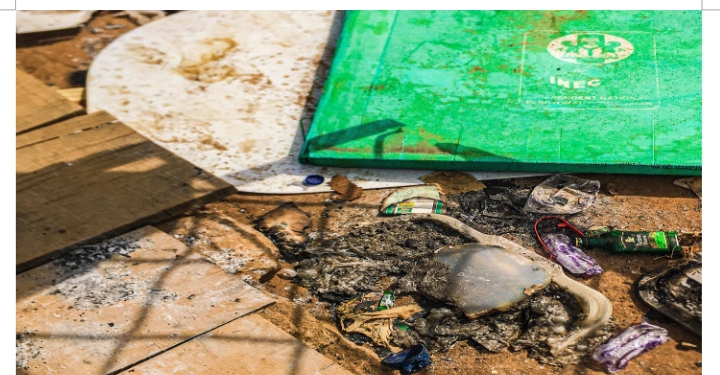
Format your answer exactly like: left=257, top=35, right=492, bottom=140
left=16, top=117, right=235, bottom=271
left=16, top=110, right=117, bottom=149
left=16, top=226, right=274, bottom=375
left=57, top=87, right=85, bottom=103
left=16, top=69, right=85, bottom=133
left=119, top=314, right=353, bottom=375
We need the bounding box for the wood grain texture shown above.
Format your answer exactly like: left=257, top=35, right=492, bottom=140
left=16, top=117, right=235, bottom=271
left=16, top=110, right=117, bottom=149
left=16, top=69, right=85, bottom=133
left=16, top=226, right=274, bottom=375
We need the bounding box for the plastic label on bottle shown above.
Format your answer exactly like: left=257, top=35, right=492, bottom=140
left=649, top=232, right=668, bottom=249
left=384, top=199, right=444, bottom=215
left=378, top=291, right=395, bottom=310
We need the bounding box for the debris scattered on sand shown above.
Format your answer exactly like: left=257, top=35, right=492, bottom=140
left=674, top=177, right=702, bottom=200
left=295, top=218, right=614, bottom=365
left=330, top=175, right=363, bottom=201
left=257, top=202, right=312, bottom=251
left=523, top=175, right=601, bottom=215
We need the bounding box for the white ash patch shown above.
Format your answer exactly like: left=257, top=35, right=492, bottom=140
left=16, top=332, right=40, bottom=369
left=174, top=231, right=206, bottom=247
left=239, top=274, right=254, bottom=284
left=53, top=237, right=140, bottom=274
left=50, top=268, right=139, bottom=310
left=293, top=296, right=310, bottom=305
left=205, top=248, right=254, bottom=274
left=48, top=237, right=177, bottom=310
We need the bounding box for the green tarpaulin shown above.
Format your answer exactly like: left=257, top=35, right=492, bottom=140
left=300, top=10, right=701, bottom=175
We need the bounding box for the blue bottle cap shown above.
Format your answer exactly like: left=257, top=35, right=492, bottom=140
left=303, top=175, right=325, bottom=186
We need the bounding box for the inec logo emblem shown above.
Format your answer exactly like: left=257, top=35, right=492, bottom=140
left=547, top=33, right=634, bottom=65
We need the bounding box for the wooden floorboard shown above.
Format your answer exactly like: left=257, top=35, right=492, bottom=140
left=16, top=114, right=234, bottom=271
left=16, top=69, right=85, bottom=134
left=17, top=110, right=117, bottom=149
left=16, top=226, right=274, bottom=375
left=118, top=313, right=353, bottom=375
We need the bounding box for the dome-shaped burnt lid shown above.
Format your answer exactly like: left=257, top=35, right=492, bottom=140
left=435, top=243, right=551, bottom=319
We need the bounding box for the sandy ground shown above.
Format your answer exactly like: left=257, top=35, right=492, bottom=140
left=17, top=11, right=702, bottom=375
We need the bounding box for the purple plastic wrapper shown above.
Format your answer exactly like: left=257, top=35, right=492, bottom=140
left=592, top=322, right=670, bottom=373
left=542, top=233, right=603, bottom=276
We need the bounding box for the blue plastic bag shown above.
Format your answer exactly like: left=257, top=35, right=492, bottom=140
left=381, top=344, right=431, bottom=373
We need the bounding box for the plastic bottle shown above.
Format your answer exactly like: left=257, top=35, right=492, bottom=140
left=575, top=230, right=680, bottom=254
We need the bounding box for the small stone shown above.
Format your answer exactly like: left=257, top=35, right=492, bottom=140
left=679, top=341, right=697, bottom=349
left=605, top=182, right=619, bottom=195
left=276, top=268, right=297, bottom=279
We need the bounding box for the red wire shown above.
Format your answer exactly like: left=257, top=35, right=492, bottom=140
left=533, top=216, right=585, bottom=261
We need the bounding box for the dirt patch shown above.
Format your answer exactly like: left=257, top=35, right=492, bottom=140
left=420, top=170, right=487, bottom=195
left=239, top=72, right=266, bottom=85
left=257, top=202, right=313, bottom=251
left=330, top=175, right=364, bottom=201
left=176, top=37, right=240, bottom=83
left=155, top=214, right=281, bottom=282
left=200, top=137, right=228, bottom=151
